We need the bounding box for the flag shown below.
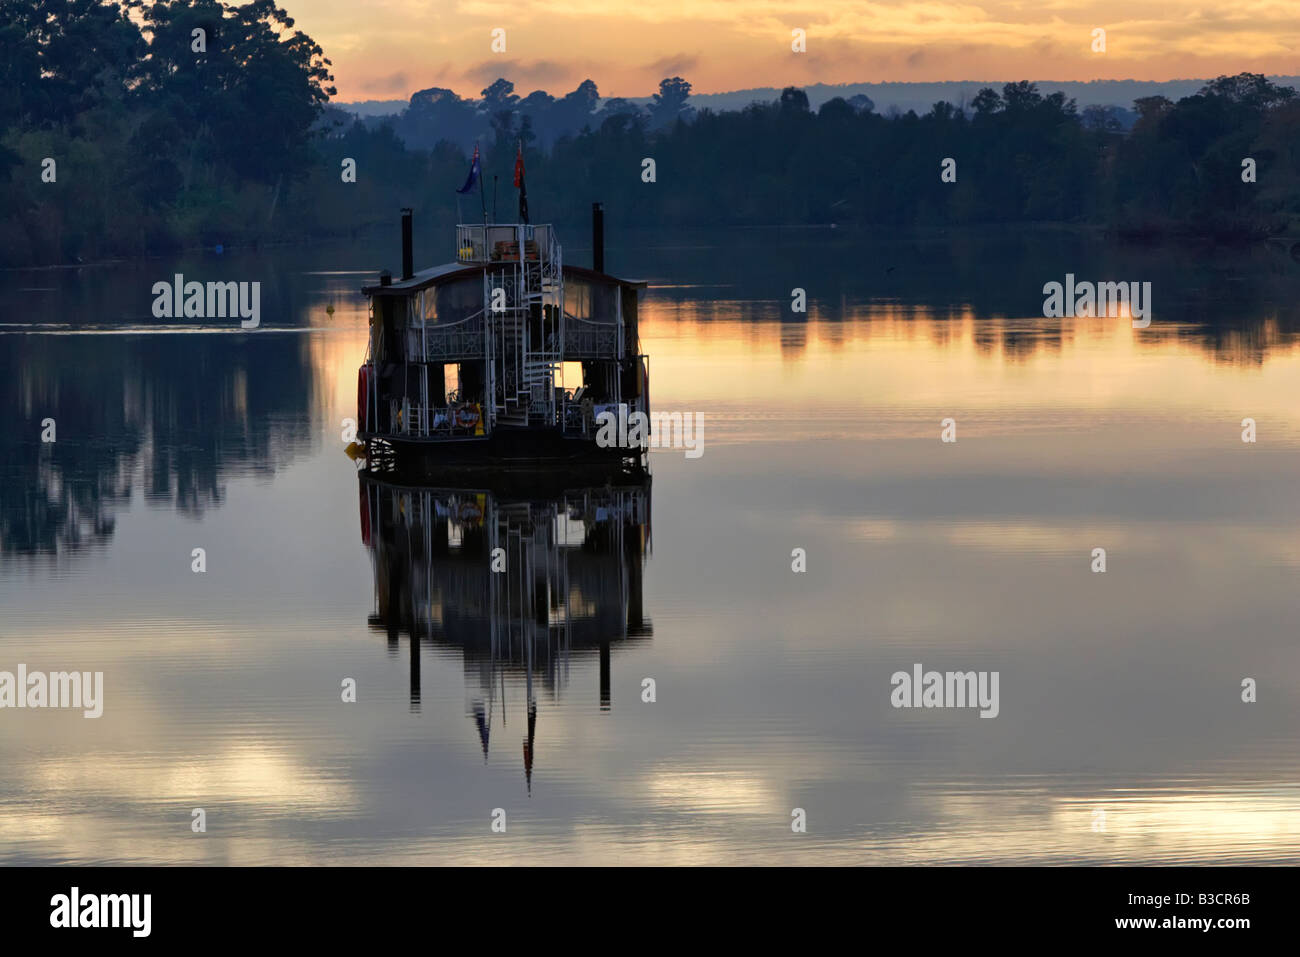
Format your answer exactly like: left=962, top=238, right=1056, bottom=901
left=456, top=144, right=481, bottom=194
left=513, top=143, right=529, bottom=224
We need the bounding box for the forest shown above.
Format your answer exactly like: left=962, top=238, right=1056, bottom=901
left=4, top=0, right=1300, bottom=266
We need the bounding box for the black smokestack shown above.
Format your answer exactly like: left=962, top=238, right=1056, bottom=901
left=592, top=202, right=604, bottom=273
left=400, top=208, right=413, bottom=280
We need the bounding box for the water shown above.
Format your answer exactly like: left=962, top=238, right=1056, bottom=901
left=2, top=227, right=1299, bottom=864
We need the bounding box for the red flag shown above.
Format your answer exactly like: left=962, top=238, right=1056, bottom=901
left=514, top=143, right=529, bottom=224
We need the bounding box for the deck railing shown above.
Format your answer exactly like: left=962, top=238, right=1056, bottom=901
left=563, top=315, right=620, bottom=357
left=456, top=224, right=556, bottom=265
left=390, top=398, right=486, bottom=437
left=405, top=315, right=486, bottom=361
left=560, top=392, right=648, bottom=440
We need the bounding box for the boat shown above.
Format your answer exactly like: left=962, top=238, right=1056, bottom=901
left=357, top=204, right=650, bottom=474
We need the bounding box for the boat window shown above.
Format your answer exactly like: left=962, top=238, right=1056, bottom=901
left=567, top=278, right=617, bottom=323
left=425, top=276, right=481, bottom=323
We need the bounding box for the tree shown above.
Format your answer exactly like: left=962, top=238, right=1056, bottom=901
left=489, top=108, right=517, bottom=152
left=516, top=90, right=554, bottom=136
left=818, top=97, right=856, bottom=122
left=1198, top=73, right=1296, bottom=111
left=1081, top=105, right=1123, bottom=132
left=780, top=86, right=810, bottom=113
left=927, top=101, right=960, bottom=123
left=971, top=88, right=1002, bottom=117
left=597, top=97, right=643, bottom=122
left=0, top=0, right=145, bottom=130
left=135, top=0, right=335, bottom=188
left=551, top=79, right=599, bottom=135
left=401, top=86, right=479, bottom=151
left=650, top=76, right=692, bottom=127
left=1001, top=81, right=1041, bottom=114
left=847, top=94, right=875, bottom=114
left=480, top=78, right=519, bottom=116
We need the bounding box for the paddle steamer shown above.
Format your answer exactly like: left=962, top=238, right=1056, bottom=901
left=358, top=205, right=649, bottom=473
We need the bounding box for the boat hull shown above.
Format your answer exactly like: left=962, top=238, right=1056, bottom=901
left=360, top=426, right=645, bottom=477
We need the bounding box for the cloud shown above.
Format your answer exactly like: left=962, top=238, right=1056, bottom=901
left=357, top=71, right=410, bottom=94
left=644, top=54, right=700, bottom=78
left=458, top=59, right=573, bottom=90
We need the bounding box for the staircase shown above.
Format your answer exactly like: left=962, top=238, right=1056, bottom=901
left=496, top=361, right=556, bottom=427
left=523, top=359, right=557, bottom=413
left=493, top=310, right=528, bottom=427
left=482, top=225, right=564, bottom=432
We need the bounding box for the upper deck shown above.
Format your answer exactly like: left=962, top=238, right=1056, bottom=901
left=361, top=223, right=646, bottom=298
left=455, top=224, right=558, bottom=266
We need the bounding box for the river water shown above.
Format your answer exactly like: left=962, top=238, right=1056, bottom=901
left=2, top=226, right=1299, bottom=863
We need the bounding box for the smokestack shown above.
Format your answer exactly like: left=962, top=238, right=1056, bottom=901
left=400, top=208, right=413, bottom=280
left=592, top=202, right=604, bottom=273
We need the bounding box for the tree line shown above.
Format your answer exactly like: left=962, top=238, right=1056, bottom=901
left=3, top=0, right=1299, bottom=266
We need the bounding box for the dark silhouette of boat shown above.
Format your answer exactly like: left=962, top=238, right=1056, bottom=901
left=360, top=470, right=652, bottom=792
left=358, top=206, right=650, bottom=473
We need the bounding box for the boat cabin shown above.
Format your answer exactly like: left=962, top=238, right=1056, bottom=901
left=359, top=212, right=649, bottom=469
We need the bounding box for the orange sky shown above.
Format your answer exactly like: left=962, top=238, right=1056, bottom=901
left=283, top=1, right=1300, bottom=102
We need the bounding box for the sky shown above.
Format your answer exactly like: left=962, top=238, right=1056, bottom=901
left=279, top=1, right=1300, bottom=103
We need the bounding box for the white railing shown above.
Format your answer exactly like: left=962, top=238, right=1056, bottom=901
left=406, top=315, right=486, bottom=361
left=389, top=398, right=486, bottom=437
left=563, top=315, right=619, bottom=357
left=456, top=224, right=554, bottom=265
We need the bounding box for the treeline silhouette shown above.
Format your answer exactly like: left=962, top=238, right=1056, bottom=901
left=358, top=76, right=695, bottom=153
left=4, top=0, right=1299, bottom=266
left=1, top=332, right=318, bottom=561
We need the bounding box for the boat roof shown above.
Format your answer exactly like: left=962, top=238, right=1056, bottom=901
left=363, top=262, right=648, bottom=296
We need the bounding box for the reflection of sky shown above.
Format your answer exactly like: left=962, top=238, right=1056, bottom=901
left=2, top=246, right=1300, bottom=864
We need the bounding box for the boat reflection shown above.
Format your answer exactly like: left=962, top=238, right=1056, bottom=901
left=360, top=471, right=652, bottom=791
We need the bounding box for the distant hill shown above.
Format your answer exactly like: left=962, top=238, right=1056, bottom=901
left=337, top=76, right=1300, bottom=121
left=339, top=99, right=408, bottom=117
left=685, top=79, right=1300, bottom=114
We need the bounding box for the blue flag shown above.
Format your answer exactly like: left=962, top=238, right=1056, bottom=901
left=456, top=144, right=481, bottom=194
